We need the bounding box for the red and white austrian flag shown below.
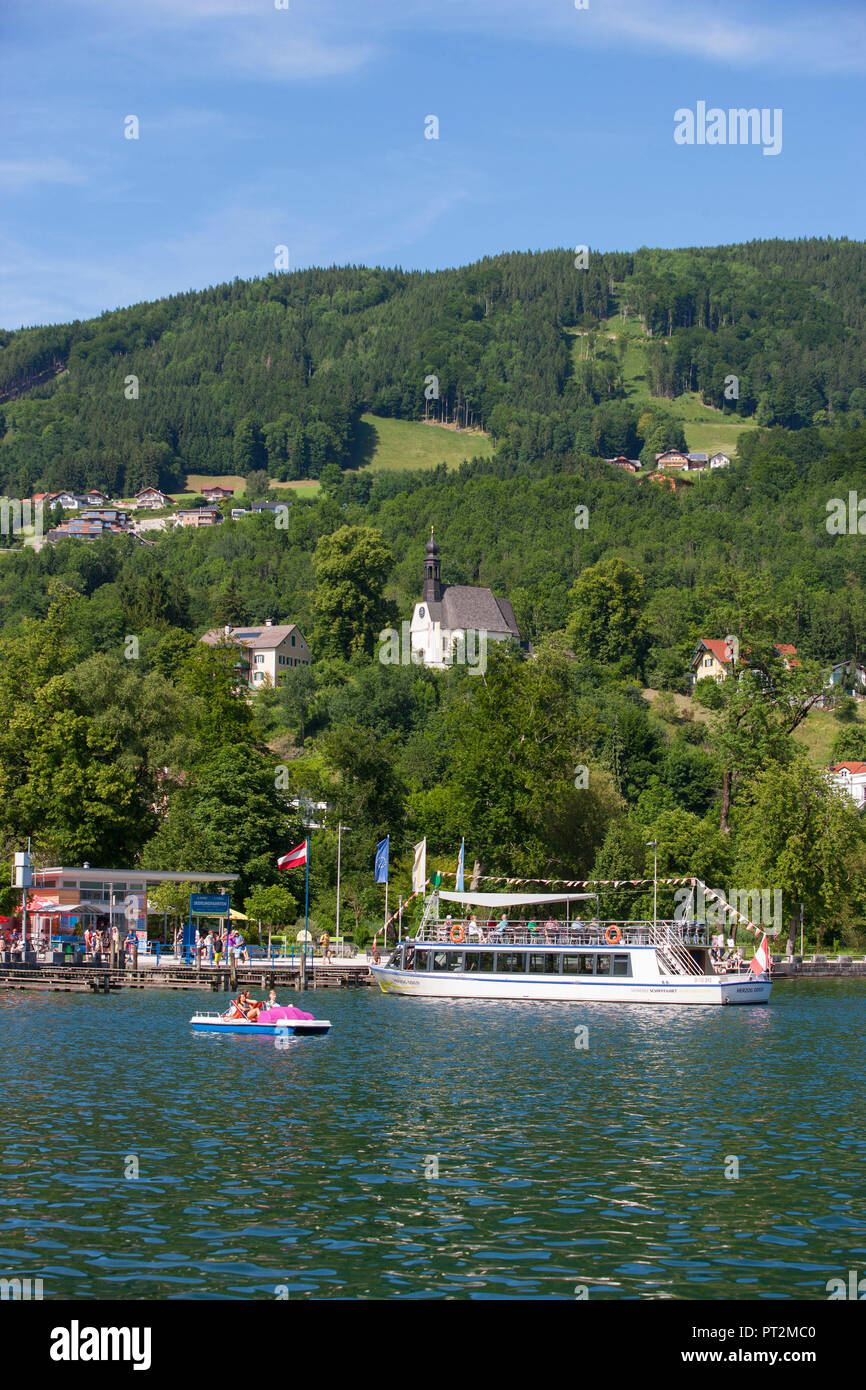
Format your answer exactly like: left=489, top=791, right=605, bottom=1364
left=277, top=841, right=308, bottom=871
left=750, top=933, right=771, bottom=976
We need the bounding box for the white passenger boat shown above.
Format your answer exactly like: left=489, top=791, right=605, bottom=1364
left=371, top=889, right=772, bottom=1007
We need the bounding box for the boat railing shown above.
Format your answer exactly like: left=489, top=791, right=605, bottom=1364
left=647, top=922, right=705, bottom=976
left=411, top=919, right=711, bottom=949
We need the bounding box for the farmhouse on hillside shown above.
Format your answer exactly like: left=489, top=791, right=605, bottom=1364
left=687, top=638, right=799, bottom=687
left=200, top=620, right=312, bottom=689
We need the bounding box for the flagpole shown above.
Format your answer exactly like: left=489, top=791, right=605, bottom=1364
left=304, top=837, right=310, bottom=969
left=384, top=880, right=388, bottom=947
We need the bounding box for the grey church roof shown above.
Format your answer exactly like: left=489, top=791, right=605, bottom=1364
left=424, top=585, right=520, bottom=638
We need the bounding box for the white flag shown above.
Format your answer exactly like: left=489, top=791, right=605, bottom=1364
left=412, top=838, right=427, bottom=894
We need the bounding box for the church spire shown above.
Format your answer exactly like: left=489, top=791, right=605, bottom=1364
left=424, top=525, right=441, bottom=603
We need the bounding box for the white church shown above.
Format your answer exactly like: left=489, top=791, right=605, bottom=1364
left=409, top=528, right=522, bottom=670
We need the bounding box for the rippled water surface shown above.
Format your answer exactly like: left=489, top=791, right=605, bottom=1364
left=1, top=981, right=864, bottom=1299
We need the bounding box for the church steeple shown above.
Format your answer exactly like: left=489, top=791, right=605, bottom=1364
left=424, top=525, right=441, bottom=603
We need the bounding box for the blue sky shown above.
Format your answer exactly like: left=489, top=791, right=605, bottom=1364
left=2, top=0, right=866, bottom=329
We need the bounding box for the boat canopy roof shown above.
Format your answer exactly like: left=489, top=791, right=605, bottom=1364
left=436, top=890, right=597, bottom=909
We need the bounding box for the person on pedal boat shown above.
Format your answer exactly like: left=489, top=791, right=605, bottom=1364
left=229, top=990, right=263, bottom=1022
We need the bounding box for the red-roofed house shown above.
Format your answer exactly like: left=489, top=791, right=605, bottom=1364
left=828, top=762, right=866, bottom=808
left=605, top=456, right=642, bottom=472
left=689, top=639, right=736, bottom=684
left=688, top=639, right=800, bottom=687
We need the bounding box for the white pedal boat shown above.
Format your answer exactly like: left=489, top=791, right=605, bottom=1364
left=190, top=1011, right=332, bottom=1036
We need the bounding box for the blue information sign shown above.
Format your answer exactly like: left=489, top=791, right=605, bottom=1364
left=189, top=893, right=230, bottom=914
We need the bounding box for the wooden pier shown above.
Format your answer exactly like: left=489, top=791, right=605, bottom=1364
left=0, top=959, right=376, bottom=994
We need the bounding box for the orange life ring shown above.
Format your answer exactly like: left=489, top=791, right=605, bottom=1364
left=450, top=923, right=466, bottom=944
left=604, top=925, right=622, bottom=946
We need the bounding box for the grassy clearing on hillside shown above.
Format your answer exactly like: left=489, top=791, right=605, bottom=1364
left=269, top=480, right=321, bottom=497
left=642, top=689, right=710, bottom=723
left=183, top=474, right=247, bottom=493
left=569, top=310, right=758, bottom=458
left=643, top=692, right=865, bottom=773
left=351, top=413, right=493, bottom=472
left=180, top=474, right=320, bottom=498
left=792, top=706, right=866, bottom=768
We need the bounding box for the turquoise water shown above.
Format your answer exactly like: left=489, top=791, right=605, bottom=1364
left=1, top=981, right=864, bottom=1300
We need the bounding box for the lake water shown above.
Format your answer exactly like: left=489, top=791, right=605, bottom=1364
left=1, top=981, right=864, bottom=1300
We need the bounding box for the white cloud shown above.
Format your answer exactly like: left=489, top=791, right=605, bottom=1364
left=71, top=0, right=866, bottom=77
left=0, top=158, right=86, bottom=189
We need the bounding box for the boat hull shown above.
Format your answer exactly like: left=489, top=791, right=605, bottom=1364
left=190, top=1014, right=332, bottom=1035
left=370, top=967, right=770, bottom=1006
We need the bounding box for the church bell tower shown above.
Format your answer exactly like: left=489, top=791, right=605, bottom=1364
left=424, top=526, right=441, bottom=604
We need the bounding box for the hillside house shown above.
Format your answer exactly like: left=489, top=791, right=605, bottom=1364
left=605, top=456, right=642, bottom=472
left=686, top=453, right=708, bottom=470
left=827, top=659, right=866, bottom=698
left=200, top=621, right=312, bottom=689
left=709, top=452, right=731, bottom=469
left=174, top=508, right=222, bottom=528
left=648, top=473, right=694, bottom=492
left=201, top=485, right=235, bottom=502
left=688, top=638, right=800, bottom=687
left=655, top=448, right=690, bottom=469
left=828, top=762, right=866, bottom=808
left=134, top=487, right=171, bottom=510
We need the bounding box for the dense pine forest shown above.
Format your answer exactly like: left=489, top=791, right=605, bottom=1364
left=3, top=239, right=866, bottom=949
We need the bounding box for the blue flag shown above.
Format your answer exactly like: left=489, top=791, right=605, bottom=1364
left=456, top=838, right=465, bottom=893
left=374, top=836, right=390, bottom=884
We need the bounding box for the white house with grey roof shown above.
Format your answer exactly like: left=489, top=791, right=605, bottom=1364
left=409, top=529, right=521, bottom=670
left=200, top=620, right=311, bottom=689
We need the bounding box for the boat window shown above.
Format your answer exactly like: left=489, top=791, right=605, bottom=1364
left=464, top=952, right=481, bottom=973
left=578, top=954, right=595, bottom=975
left=612, top=954, right=631, bottom=977
left=432, top=950, right=463, bottom=972
left=529, top=953, right=560, bottom=974
left=562, top=953, right=580, bottom=975
left=496, top=951, right=526, bottom=973
left=595, top=954, right=611, bottom=975
left=477, top=951, right=495, bottom=972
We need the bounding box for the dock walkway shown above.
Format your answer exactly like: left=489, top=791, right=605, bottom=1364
left=0, top=958, right=375, bottom=994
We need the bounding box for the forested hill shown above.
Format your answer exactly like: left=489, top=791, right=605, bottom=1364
left=1, top=238, right=865, bottom=498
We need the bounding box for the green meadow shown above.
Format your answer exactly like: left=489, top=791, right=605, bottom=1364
left=351, top=413, right=494, bottom=472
